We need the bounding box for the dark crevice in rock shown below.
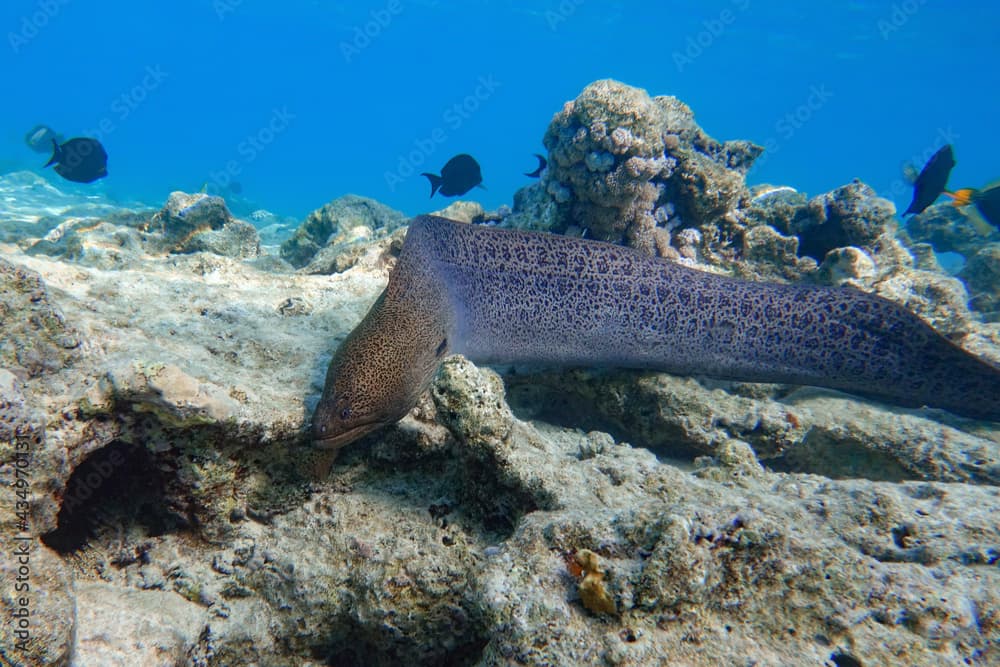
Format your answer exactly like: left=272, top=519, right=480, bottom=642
left=457, top=456, right=544, bottom=537
left=311, top=613, right=488, bottom=667
left=41, top=441, right=186, bottom=553
left=338, top=441, right=536, bottom=544
left=503, top=371, right=705, bottom=462
left=768, top=430, right=912, bottom=482
left=830, top=650, right=864, bottom=667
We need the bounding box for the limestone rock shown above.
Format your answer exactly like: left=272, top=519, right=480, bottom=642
left=72, top=582, right=206, bottom=666
left=960, top=243, right=1000, bottom=321
left=431, top=200, right=484, bottom=224
left=816, top=246, right=877, bottom=286
left=0, top=258, right=81, bottom=379
left=144, top=192, right=260, bottom=259
left=907, top=201, right=998, bottom=257
left=782, top=180, right=896, bottom=262
left=21, top=190, right=261, bottom=263
left=280, top=194, right=407, bottom=269
left=874, top=268, right=975, bottom=334
left=0, top=543, right=75, bottom=666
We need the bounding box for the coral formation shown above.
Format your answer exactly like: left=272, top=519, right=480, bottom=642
left=761, top=180, right=896, bottom=262
left=534, top=79, right=761, bottom=255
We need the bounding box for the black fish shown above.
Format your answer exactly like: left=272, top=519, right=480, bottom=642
left=904, top=144, right=955, bottom=216
left=973, top=185, right=1000, bottom=228
left=44, top=137, right=108, bottom=184
left=25, top=124, right=63, bottom=154
left=950, top=184, right=1000, bottom=229
left=421, top=154, right=483, bottom=197
left=524, top=153, right=547, bottom=178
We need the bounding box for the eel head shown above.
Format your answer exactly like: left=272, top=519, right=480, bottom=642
left=311, top=289, right=450, bottom=451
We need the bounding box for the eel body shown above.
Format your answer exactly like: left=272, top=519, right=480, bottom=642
left=312, top=215, right=1000, bottom=450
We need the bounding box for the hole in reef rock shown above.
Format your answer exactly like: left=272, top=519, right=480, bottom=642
left=503, top=371, right=704, bottom=462
left=41, top=440, right=184, bottom=553
left=829, top=651, right=864, bottom=667
left=314, top=609, right=488, bottom=667
left=767, top=429, right=911, bottom=482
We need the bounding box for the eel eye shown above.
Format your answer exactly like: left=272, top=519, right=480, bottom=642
left=333, top=395, right=352, bottom=422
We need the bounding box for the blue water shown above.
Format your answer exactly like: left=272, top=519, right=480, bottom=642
left=1, top=0, right=996, bottom=220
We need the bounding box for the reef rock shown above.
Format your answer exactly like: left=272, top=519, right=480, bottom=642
left=507, top=182, right=561, bottom=233
left=20, top=191, right=261, bottom=266
left=279, top=194, right=407, bottom=269
left=777, top=180, right=896, bottom=262
left=960, top=243, right=1000, bottom=321
left=874, top=268, right=977, bottom=335
left=2, top=165, right=1000, bottom=666
left=144, top=191, right=260, bottom=259
left=431, top=200, right=485, bottom=224
left=906, top=201, right=999, bottom=258
left=815, top=246, right=877, bottom=287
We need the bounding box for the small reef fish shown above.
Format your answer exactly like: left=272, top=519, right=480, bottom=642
left=24, top=124, right=63, bottom=154
left=946, top=183, right=1000, bottom=233
left=422, top=154, right=484, bottom=197
left=903, top=144, right=955, bottom=216
left=524, top=153, right=547, bottom=178
left=44, top=137, right=108, bottom=184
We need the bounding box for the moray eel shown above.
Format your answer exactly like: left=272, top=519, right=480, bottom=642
left=312, top=215, right=1000, bottom=450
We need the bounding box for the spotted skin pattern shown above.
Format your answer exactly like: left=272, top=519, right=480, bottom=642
left=313, top=215, right=1000, bottom=450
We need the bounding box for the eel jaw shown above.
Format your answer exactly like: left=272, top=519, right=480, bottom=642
left=312, top=420, right=383, bottom=451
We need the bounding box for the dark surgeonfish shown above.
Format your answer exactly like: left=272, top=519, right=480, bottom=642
left=422, top=154, right=483, bottom=197
left=44, top=137, right=108, bottom=184
left=24, top=124, right=63, bottom=154
left=947, top=183, right=1000, bottom=231
left=524, top=153, right=547, bottom=178
left=903, top=144, right=955, bottom=216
